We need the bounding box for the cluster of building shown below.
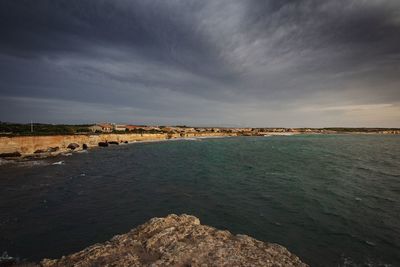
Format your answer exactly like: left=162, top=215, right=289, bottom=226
left=88, top=123, right=202, bottom=134
left=87, top=124, right=400, bottom=135
left=88, top=123, right=160, bottom=133
left=88, top=123, right=256, bottom=134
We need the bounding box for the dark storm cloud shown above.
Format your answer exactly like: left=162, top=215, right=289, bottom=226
left=0, top=0, right=399, bottom=126
left=0, top=1, right=229, bottom=77
left=244, top=0, right=400, bottom=63
left=239, top=1, right=400, bottom=80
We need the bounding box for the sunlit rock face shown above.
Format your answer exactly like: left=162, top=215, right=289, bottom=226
left=0, top=132, right=235, bottom=157
left=41, top=214, right=308, bottom=267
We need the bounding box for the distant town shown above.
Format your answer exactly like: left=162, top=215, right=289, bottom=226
left=1, top=122, right=399, bottom=136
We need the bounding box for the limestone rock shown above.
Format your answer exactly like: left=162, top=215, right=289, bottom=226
left=108, top=141, right=119, bottom=145
left=98, top=142, right=108, bottom=147
left=41, top=214, right=308, bottom=267
left=47, top=146, right=59, bottom=152
left=67, top=143, right=79, bottom=150
left=0, top=151, right=21, bottom=158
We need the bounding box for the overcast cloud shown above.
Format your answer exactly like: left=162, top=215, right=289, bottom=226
left=0, top=0, right=399, bottom=127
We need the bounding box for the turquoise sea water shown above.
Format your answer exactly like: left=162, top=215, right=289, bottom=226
left=0, top=135, right=399, bottom=266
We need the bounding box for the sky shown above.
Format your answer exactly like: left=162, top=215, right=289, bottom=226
left=0, top=0, right=400, bottom=127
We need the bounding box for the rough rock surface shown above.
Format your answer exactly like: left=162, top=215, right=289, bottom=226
left=67, top=143, right=79, bottom=150
left=0, top=133, right=235, bottom=157
left=41, top=214, right=308, bottom=267
left=0, top=151, right=21, bottom=158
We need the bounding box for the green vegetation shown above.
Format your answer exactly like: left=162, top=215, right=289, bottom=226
left=0, top=122, right=91, bottom=136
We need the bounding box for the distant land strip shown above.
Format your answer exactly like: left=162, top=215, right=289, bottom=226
left=0, top=122, right=399, bottom=160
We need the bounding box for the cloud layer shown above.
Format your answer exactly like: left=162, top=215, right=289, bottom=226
left=0, top=0, right=399, bottom=127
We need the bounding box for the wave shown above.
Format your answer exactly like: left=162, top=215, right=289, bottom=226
left=0, top=159, right=50, bottom=168
left=0, top=158, right=9, bottom=166
left=52, top=161, right=65, bottom=165
left=338, top=255, right=393, bottom=267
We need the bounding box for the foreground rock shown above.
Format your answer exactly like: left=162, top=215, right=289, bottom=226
left=41, top=214, right=307, bottom=267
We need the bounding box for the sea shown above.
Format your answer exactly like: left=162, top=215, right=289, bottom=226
left=0, top=135, right=399, bottom=266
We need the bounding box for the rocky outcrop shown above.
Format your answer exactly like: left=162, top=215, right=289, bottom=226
left=41, top=214, right=307, bottom=267
left=67, top=143, right=80, bottom=150
left=98, top=141, right=108, bottom=147
left=0, top=151, right=21, bottom=158
left=108, top=141, right=119, bottom=145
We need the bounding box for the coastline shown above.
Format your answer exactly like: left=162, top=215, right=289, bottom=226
left=0, top=132, right=237, bottom=162
left=1, top=131, right=398, bottom=164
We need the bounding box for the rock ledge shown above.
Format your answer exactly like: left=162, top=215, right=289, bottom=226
left=41, top=214, right=308, bottom=267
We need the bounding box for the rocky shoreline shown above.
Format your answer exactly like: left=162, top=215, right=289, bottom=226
left=0, top=133, right=236, bottom=164
left=1, top=131, right=398, bottom=163
left=10, top=214, right=308, bottom=266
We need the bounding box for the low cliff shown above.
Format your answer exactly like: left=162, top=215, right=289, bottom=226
left=40, top=214, right=307, bottom=267
left=0, top=132, right=235, bottom=158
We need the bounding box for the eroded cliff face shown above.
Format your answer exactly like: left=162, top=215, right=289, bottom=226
left=40, top=214, right=308, bottom=267
left=0, top=133, right=235, bottom=157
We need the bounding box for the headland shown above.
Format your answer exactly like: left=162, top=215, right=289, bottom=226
left=32, top=214, right=307, bottom=266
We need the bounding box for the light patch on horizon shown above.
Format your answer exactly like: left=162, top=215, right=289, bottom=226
left=304, top=104, right=394, bottom=112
